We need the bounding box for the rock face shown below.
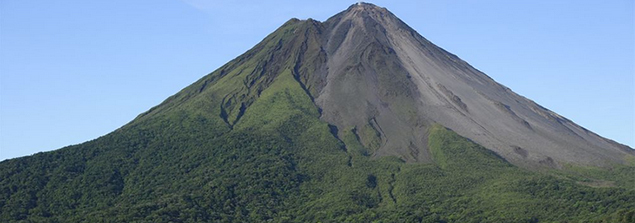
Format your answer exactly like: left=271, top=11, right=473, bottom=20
left=293, top=3, right=632, bottom=167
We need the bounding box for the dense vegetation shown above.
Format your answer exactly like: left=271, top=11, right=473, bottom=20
left=2, top=19, right=634, bottom=222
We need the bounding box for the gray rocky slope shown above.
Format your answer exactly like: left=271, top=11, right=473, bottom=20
left=301, top=3, right=632, bottom=168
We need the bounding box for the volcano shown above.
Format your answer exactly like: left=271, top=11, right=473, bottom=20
left=1, top=3, right=634, bottom=222
left=138, top=2, right=632, bottom=168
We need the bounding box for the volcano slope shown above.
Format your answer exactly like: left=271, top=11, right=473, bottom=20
left=1, top=3, right=634, bottom=222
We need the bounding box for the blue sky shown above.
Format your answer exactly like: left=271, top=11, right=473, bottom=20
left=1, top=0, right=633, bottom=161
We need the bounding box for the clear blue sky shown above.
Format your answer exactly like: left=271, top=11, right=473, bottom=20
left=1, top=1, right=633, bottom=161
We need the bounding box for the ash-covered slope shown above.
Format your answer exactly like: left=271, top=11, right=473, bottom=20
left=311, top=3, right=633, bottom=167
